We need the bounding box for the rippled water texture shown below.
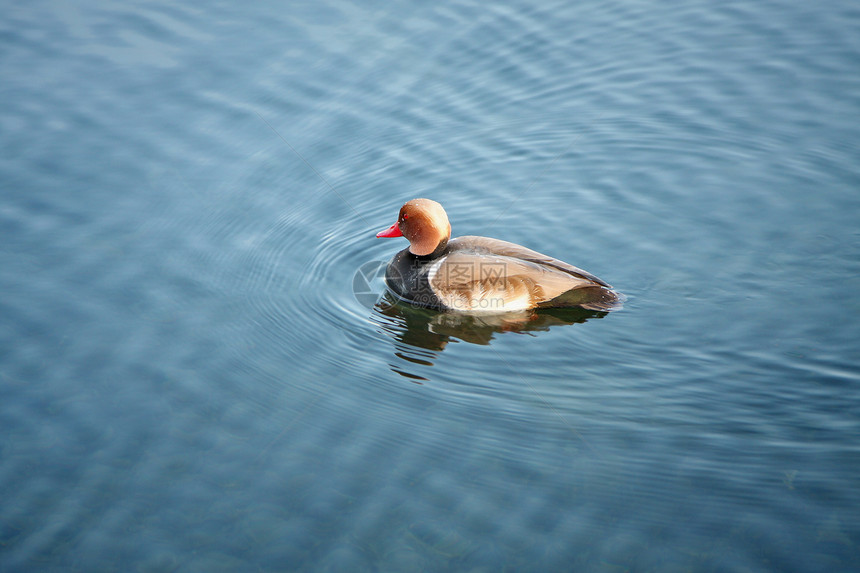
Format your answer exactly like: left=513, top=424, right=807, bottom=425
left=2, top=1, right=859, bottom=571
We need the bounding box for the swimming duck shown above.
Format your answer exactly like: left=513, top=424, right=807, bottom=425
left=376, top=199, right=622, bottom=312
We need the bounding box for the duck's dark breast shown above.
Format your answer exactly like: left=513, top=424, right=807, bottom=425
left=385, top=248, right=444, bottom=309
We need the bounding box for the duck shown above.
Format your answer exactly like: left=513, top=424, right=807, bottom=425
left=376, top=198, right=622, bottom=312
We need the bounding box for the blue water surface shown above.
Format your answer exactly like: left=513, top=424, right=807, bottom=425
left=2, top=1, right=859, bottom=571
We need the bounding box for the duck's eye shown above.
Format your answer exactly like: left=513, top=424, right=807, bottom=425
left=401, top=214, right=408, bottom=221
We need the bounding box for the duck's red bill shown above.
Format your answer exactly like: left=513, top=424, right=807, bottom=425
left=376, top=222, right=402, bottom=238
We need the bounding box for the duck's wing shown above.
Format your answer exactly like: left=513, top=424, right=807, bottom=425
left=449, top=236, right=613, bottom=288
left=427, top=250, right=608, bottom=312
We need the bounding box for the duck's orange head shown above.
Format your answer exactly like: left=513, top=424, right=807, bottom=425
left=376, top=198, right=451, bottom=256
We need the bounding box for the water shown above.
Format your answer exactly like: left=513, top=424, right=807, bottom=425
left=2, top=1, right=859, bottom=571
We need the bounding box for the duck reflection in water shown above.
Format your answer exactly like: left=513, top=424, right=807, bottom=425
left=371, top=292, right=609, bottom=381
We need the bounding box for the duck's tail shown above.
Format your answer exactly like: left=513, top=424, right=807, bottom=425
left=547, top=286, right=625, bottom=312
